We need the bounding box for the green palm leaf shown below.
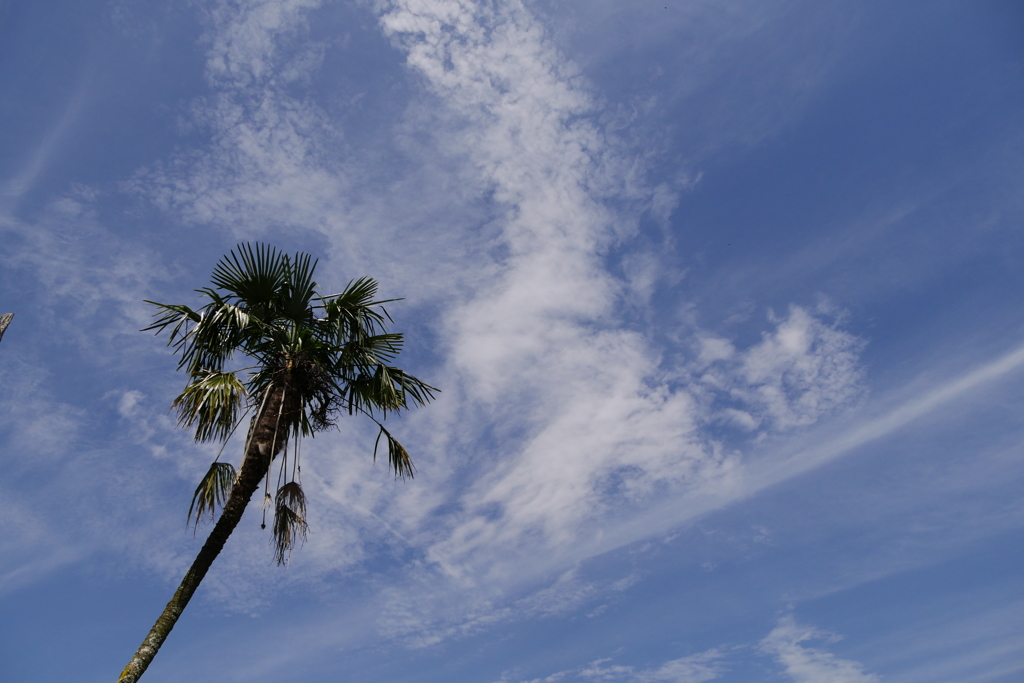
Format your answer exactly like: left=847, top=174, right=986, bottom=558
left=374, top=423, right=415, bottom=479
left=187, top=462, right=237, bottom=529
left=172, top=370, right=246, bottom=443
left=210, top=242, right=289, bottom=307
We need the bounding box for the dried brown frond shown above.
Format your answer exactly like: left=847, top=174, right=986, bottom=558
left=272, top=481, right=308, bottom=565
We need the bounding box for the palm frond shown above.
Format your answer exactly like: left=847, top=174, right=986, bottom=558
left=182, top=293, right=265, bottom=373
left=340, top=332, right=404, bottom=363
left=282, top=250, right=318, bottom=323
left=386, top=366, right=438, bottom=408
left=339, top=363, right=438, bottom=417
left=146, top=292, right=263, bottom=374
left=142, top=302, right=201, bottom=346
left=172, top=370, right=246, bottom=443
left=374, top=424, right=415, bottom=479
left=210, top=243, right=290, bottom=309
left=323, top=276, right=380, bottom=308
left=340, top=371, right=389, bottom=415
left=272, top=481, right=308, bottom=564
left=320, top=277, right=395, bottom=339
left=187, top=462, right=237, bottom=529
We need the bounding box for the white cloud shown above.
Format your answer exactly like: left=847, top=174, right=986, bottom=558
left=4, top=5, right=1024, bottom=682
left=760, top=615, right=880, bottom=683
left=2, top=7, right=1015, bottom=683
left=694, top=305, right=866, bottom=432
left=510, top=650, right=724, bottom=683
left=0, top=496, right=81, bottom=596
left=0, top=361, right=87, bottom=596
left=202, top=0, right=324, bottom=89
left=0, top=355, right=196, bottom=594
left=129, top=0, right=345, bottom=238
left=634, top=652, right=724, bottom=683
left=100, top=0, right=875, bottom=639
left=0, top=195, right=168, bottom=351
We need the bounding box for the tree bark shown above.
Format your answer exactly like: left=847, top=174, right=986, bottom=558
left=117, top=382, right=290, bottom=683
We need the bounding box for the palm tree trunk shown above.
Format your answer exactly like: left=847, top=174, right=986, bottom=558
left=117, top=384, right=288, bottom=682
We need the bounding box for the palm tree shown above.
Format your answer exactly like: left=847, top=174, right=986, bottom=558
left=118, top=243, right=436, bottom=682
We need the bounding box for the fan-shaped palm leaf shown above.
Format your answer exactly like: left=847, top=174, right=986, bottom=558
left=172, top=370, right=246, bottom=443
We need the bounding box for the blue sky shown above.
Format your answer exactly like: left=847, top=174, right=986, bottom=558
left=1, top=1, right=1023, bottom=681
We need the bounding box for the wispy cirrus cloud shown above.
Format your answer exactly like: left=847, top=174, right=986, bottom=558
left=692, top=302, right=866, bottom=433
left=372, top=0, right=866, bottom=587
left=578, top=651, right=725, bottom=683
left=500, top=649, right=725, bottom=683
left=0, top=0, right=867, bottom=656
left=14, top=4, right=1012, bottom=660
left=2, top=2, right=1023, bottom=682
left=760, top=615, right=880, bottom=683
left=0, top=76, right=91, bottom=204
left=499, top=613, right=883, bottom=683
left=110, top=0, right=872, bottom=637
left=870, top=598, right=1024, bottom=683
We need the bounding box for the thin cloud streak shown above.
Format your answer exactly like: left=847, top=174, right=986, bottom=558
left=759, top=342, right=1024, bottom=484
left=599, top=341, right=1024, bottom=558
left=881, top=598, right=1024, bottom=683
left=0, top=75, right=91, bottom=204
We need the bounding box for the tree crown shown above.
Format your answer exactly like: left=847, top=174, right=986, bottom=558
left=145, top=242, right=436, bottom=479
